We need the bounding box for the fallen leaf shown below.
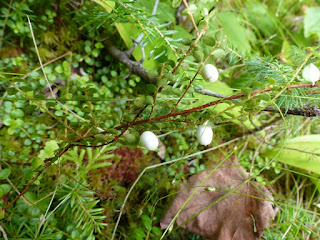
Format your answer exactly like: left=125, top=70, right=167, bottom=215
left=157, top=139, right=166, bottom=160
left=160, top=157, right=275, bottom=239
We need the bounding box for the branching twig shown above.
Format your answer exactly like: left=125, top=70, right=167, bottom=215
left=170, top=42, right=219, bottom=113
left=0, top=224, right=8, bottom=240
left=4, top=144, right=72, bottom=210
left=114, top=83, right=320, bottom=130
left=172, top=25, right=208, bottom=75
left=263, top=106, right=320, bottom=117
left=105, top=41, right=157, bottom=85
left=105, top=41, right=320, bottom=118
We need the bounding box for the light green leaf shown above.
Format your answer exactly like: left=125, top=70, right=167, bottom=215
left=38, top=140, right=59, bottom=160
left=32, top=158, right=45, bottom=169
left=86, top=162, right=112, bottom=171
left=0, top=168, right=11, bottom=180
left=217, top=12, right=251, bottom=54
left=172, top=0, right=182, bottom=8
left=304, top=7, right=320, bottom=39
left=264, top=135, right=320, bottom=174
left=192, top=81, right=259, bottom=129
left=92, top=0, right=115, bottom=12
left=245, top=2, right=276, bottom=37
left=115, top=23, right=157, bottom=70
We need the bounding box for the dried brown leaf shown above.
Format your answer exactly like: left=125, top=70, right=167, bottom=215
left=160, top=157, right=275, bottom=240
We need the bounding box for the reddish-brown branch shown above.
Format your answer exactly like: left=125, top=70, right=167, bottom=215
left=115, top=83, right=320, bottom=130
left=4, top=144, right=72, bottom=210
left=4, top=162, right=52, bottom=210
left=83, top=105, right=148, bottom=148
left=170, top=43, right=219, bottom=114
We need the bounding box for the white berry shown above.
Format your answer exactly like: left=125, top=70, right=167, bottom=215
left=201, top=64, right=219, bottom=82
left=140, top=131, right=159, bottom=151
left=302, top=63, right=320, bottom=85
left=196, top=125, right=213, bottom=146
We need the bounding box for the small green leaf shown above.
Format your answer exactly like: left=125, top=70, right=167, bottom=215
left=0, top=208, right=4, bottom=220
left=134, top=228, right=146, bottom=238
left=55, top=65, right=63, bottom=74
left=182, top=38, right=192, bottom=45
left=94, top=134, right=109, bottom=141
left=141, top=214, right=152, bottom=231
left=202, top=36, right=216, bottom=46
left=134, top=96, right=145, bottom=107
left=32, top=158, right=45, bottom=169
left=124, top=134, right=137, bottom=144
left=0, top=184, right=11, bottom=198
left=7, top=87, right=18, bottom=95
left=10, top=109, right=25, bottom=118
left=172, top=0, right=182, bottom=8
left=193, top=50, right=204, bottom=62
left=157, top=78, right=167, bottom=87
left=145, top=96, right=154, bottom=105
left=95, top=42, right=104, bottom=49
left=38, top=140, right=59, bottom=160
left=152, top=226, right=162, bottom=236
left=0, top=168, right=11, bottom=180
left=212, top=49, right=226, bottom=59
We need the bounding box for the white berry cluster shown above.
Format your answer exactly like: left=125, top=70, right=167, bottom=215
left=139, top=122, right=213, bottom=151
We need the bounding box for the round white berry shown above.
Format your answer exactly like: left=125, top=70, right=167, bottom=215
left=140, top=131, right=159, bottom=151
left=201, top=64, right=219, bottom=82
left=302, top=63, right=320, bottom=85
left=196, top=125, right=213, bottom=146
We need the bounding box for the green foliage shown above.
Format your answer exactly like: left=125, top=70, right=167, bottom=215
left=264, top=135, right=320, bottom=175
left=62, top=146, right=114, bottom=179
left=217, top=11, right=251, bottom=55
left=56, top=181, right=107, bottom=238
left=304, top=7, right=320, bottom=40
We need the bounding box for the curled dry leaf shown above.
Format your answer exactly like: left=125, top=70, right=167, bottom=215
left=157, top=139, right=166, bottom=160
left=160, top=157, right=275, bottom=240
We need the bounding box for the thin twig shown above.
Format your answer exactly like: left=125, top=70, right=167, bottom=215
left=4, top=144, right=72, bottom=210
left=0, top=0, right=13, bottom=50
left=6, top=178, right=32, bottom=206
left=0, top=224, right=8, bottom=240
left=172, top=25, right=208, bottom=75
left=263, top=106, right=320, bottom=117
left=27, top=16, right=56, bottom=99
left=249, top=133, right=267, bottom=176
left=182, top=0, right=199, bottom=36
left=84, top=105, right=148, bottom=148
left=149, top=64, right=165, bottom=119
